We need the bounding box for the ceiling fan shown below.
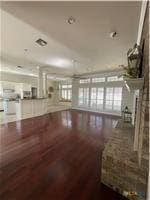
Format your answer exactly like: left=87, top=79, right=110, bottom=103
left=70, top=60, right=88, bottom=80
left=46, top=72, right=88, bottom=80
left=71, top=74, right=88, bottom=80
left=46, top=60, right=90, bottom=80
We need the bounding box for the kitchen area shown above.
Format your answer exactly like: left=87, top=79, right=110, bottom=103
left=0, top=81, right=48, bottom=124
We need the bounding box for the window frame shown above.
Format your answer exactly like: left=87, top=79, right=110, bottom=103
left=78, top=87, right=89, bottom=107
left=59, top=83, right=72, bottom=102
left=79, top=79, right=90, bottom=84
left=107, top=76, right=123, bottom=82
left=90, top=87, right=104, bottom=110
left=105, top=87, right=122, bottom=111
left=91, top=77, right=105, bottom=83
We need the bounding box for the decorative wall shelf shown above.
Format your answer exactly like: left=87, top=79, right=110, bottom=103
left=124, top=78, right=144, bottom=92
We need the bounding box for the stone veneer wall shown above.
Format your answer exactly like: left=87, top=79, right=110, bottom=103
left=137, top=3, right=149, bottom=198
left=101, top=3, right=149, bottom=200
left=101, top=120, right=147, bottom=200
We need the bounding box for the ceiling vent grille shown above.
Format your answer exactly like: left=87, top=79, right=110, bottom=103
left=36, top=38, right=47, bottom=46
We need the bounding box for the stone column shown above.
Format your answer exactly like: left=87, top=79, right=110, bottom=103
left=133, top=91, right=142, bottom=151
left=37, top=66, right=43, bottom=98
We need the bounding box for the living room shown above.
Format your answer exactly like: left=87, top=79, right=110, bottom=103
left=0, top=1, right=149, bottom=200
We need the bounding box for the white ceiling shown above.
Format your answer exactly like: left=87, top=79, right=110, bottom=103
left=0, top=1, right=141, bottom=77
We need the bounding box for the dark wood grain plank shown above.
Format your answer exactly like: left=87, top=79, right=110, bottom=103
left=0, top=109, right=127, bottom=200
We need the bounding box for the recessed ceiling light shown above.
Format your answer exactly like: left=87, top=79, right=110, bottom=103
left=67, top=16, right=76, bottom=24
left=36, top=38, right=48, bottom=46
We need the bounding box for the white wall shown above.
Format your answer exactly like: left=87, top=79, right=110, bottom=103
left=71, top=73, right=134, bottom=116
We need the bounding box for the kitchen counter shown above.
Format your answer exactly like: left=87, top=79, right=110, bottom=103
left=4, top=99, right=16, bottom=101
left=15, top=98, right=47, bottom=102
left=16, top=98, right=48, bottom=120
left=21, top=98, right=47, bottom=100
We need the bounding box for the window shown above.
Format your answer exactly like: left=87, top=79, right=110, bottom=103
left=91, top=88, right=104, bottom=109
left=107, top=76, right=123, bottom=82
left=113, top=87, right=122, bottom=111
left=59, top=84, right=72, bottom=101
left=105, top=87, right=122, bottom=111
left=105, top=88, right=113, bottom=110
left=79, top=79, right=90, bottom=84
left=78, top=88, right=89, bottom=107
left=61, top=84, right=72, bottom=89
left=62, top=85, right=68, bottom=88
left=92, top=77, right=105, bottom=83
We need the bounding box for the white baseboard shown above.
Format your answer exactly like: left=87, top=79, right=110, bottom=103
left=71, top=107, right=121, bottom=117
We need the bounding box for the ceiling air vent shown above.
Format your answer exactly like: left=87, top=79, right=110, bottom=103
left=36, top=38, right=47, bottom=46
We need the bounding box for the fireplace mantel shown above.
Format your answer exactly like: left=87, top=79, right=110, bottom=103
left=124, top=78, right=144, bottom=92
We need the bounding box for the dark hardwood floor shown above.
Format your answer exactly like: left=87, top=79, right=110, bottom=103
left=0, top=109, right=127, bottom=200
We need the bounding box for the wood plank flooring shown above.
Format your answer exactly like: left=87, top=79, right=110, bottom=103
left=0, top=109, right=127, bottom=200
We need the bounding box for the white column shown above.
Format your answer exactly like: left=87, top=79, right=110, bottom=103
left=43, top=72, right=47, bottom=97
left=37, top=66, right=43, bottom=98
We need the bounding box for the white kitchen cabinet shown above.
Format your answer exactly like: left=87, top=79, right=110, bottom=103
left=1, top=81, right=16, bottom=90
left=3, top=100, right=16, bottom=114
left=15, top=83, right=31, bottom=98
left=17, top=83, right=31, bottom=92
left=16, top=99, right=48, bottom=120
left=21, top=83, right=31, bottom=91
left=0, top=101, right=4, bottom=111
left=1, top=82, right=31, bottom=92
left=15, top=83, right=21, bottom=94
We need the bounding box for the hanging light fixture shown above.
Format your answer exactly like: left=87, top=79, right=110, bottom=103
left=127, top=43, right=142, bottom=69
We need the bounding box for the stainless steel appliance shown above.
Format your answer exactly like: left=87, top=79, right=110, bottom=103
left=31, top=87, right=37, bottom=99
left=23, top=91, right=31, bottom=99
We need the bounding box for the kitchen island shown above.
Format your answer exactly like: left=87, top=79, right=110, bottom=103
left=3, top=99, right=16, bottom=115
left=16, top=98, right=48, bottom=120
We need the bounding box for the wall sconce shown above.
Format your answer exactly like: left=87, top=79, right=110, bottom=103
left=127, top=44, right=142, bottom=69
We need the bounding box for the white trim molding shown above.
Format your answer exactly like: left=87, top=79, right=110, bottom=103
left=137, top=0, right=148, bottom=45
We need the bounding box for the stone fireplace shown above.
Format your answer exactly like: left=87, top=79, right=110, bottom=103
left=101, top=3, right=149, bottom=200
